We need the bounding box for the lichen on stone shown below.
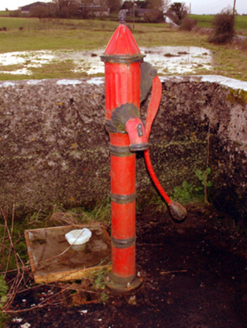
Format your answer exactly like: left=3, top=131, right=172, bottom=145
left=226, top=88, right=247, bottom=108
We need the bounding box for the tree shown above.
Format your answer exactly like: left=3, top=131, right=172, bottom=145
left=122, top=1, right=135, bottom=11
left=107, top=0, right=121, bottom=13
left=169, top=2, right=187, bottom=22
left=147, top=0, right=170, bottom=12
left=77, top=0, right=93, bottom=19
left=29, top=4, right=50, bottom=19
left=122, top=0, right=170, bottom=13
left=94, top=0, right=110, bottom=15
left=144, top=0, right=170, bottom=23
left=52, top=0, right=79, bottom=18
left=208, top=8, right=235, bottom=44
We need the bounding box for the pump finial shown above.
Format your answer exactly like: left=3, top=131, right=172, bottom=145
left=119, top=9, right=126, bottom=24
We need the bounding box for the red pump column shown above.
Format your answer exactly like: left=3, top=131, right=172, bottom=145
left=101, top=21, right=145, bottom=291
left=101, top=12, right=187, bottom=291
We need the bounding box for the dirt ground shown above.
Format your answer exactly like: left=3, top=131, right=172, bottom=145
left=6, top=204, right=247, bottom=328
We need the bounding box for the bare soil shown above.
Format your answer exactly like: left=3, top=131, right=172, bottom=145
left=6, top=204, right=247, bottom=328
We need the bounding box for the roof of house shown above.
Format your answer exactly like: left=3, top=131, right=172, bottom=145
left=21, top=2, right=47, bottom=11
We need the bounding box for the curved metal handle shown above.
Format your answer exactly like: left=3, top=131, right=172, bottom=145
left=143, top=76, right=187, bottom=221
left=144, top=75, right=162, bottom=139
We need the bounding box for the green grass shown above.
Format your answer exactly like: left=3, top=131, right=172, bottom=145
left=0, top=29, right=113, bottom=52
left=0, top=18, right=116, bottom=53
left=0, top=17, right=247, bottom=81
left=189, top=14, right=214, bottom=28
left=0, top=11, right=10, bottom=17
left=189, top=14, right=247, bottom=33
left=235, top=15, right=247, bottom=30
left=0, top=17, right=117, bottom=31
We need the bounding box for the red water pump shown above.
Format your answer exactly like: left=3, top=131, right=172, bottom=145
left=101, top=12, right=187, bottom=292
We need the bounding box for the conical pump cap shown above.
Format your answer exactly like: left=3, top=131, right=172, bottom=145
left=101, top=24, right=144, bottom=63
left=105, top=24, right=140, bottom=55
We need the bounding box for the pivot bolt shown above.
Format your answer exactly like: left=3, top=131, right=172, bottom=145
left=137, top=271, right=141, bottom=277
left=137, top=124, right=143, bottom=137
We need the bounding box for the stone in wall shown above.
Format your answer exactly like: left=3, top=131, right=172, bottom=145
left=0, top=79, right=109, bottom=216
left=147, top=76, right=247, bottom=224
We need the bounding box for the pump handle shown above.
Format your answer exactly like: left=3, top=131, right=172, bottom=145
left=144, top=76, right=187, bottom=221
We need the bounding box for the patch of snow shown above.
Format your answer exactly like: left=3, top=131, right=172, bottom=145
left=199, top=75, right=247, bottom=91
left=0, top=50, right=55, bottom=75
left=27, top=80, right=44, bottom=85
left=141, top=46, right=212, bottom=75
left=87, top=77, right=104, bottom=85
left=0, top=47, right=212, bottom=77
left=159, top=76, right=184, bottom=82
left=1, top=68, right=32, bottom=75
left=0, top=81, right=16, bottom=87
left=160, top=75, right=247, bottom=91
left=57, top=79, right=82, bottom=85
left=1, top=49, right=246, bottom=92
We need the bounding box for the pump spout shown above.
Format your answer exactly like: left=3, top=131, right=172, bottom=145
left=125, top=117, right=148, bottom=151
left=111, top=103, right=148, bottom=151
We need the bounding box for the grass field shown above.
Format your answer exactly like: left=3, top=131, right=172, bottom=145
left=0, top=10, right=10, bottom=16
left=189, top=14, right=247, bottom=33
left=0, top=17, right=247, bottom=81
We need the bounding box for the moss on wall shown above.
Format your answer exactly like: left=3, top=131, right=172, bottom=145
left=227, top=88, right=247, bottom=107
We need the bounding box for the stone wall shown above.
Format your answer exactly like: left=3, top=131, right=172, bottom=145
left=0, top=76, right=246, bottom=223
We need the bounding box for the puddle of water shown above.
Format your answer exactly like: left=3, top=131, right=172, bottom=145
left=142, top=46, right=212, bottom=74
left=0, top=50, right=55, bottom=75
left=0, top=46, right=212, bottom=76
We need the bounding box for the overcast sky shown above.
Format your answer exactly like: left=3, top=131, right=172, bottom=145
left=0, top=0, right=246, bottom=15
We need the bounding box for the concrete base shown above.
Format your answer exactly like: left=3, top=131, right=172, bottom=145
left=106, top=272, right=143, bottom=293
